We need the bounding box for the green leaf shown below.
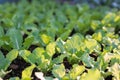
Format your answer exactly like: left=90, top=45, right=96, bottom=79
left=7, top=28, right=23, bottom=49
left=52, top=54, right=67, bottom=64
left=52, top=64, right=65, bottom=78
left=60, top=29, right=72, bottom=40
left=0, top=70, right=11, bottom=78
left=32, top=48, right=50, bottom=71
left=69, top=64, right=85, bottom=79
left=19, top=50, right=33, bottom=64
left=12, top=13, right=24, bottom=29
left=0, top=51, right=11, bottom=71
left=110, top=58, right=120, bottom=66
left=0, top=26, right=4, bottom=37
left=45, top=77, right=54, bottom=80
left=22, top=65, right=35, bottom=80
left=31, top=29, right=41, bottom=44
left=81, top=52, right=95, bottom=67
left=0, top=51, right=4, bottom=60
left=0, top=59, right=10, bottom=71
left=2, top=18, right=14, bottom=28
left=0, top=40, right=4, bottom=47
left=6, top=49, right=18, bottom=62
left=75, top=50, right=84, bottom=58
left=23, top=36, right=34, bottom=49
left=0, top=36, right=10, bottom=45
left=65, top=34, right=84, bottom=54
left=0, top=1, right=120, bottom=79
left=9, top=77, right=20, bottom=80
left=37, top=58, right=50, bottom=72
left=27, top=53, right=37, bottom=64
left=101, top=12, right=116, bottom=27
left=91, top=20, right=101, bottom=30
left=81, top=69, right=102, bottom=80
left=56, top=38, right=66, bottom=53
left=68, top=54, right=79, bottom=64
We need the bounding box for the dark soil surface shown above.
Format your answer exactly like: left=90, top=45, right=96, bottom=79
left=3, top=58, right=31, bottom=79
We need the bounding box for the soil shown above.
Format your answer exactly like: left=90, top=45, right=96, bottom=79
left=3, top=58, right=31, bottom=79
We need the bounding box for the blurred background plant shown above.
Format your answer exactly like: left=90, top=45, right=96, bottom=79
left=0, top=0, right=120, bottom=9
left=0, top=0, right=19, bottom=3
left=58, top=0, right=120, bottom=9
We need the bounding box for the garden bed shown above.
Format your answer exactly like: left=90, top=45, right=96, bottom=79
left=0, top=0, right=120, bottom=80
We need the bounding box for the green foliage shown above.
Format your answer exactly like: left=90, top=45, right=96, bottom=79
left=6, top=49, right=18, bottom=62
left=7, top=28, right=23, bottom=50
left=23, top=36, right=34, bottom=49
left=0, top=0, right=120, bottom=80
left=64, top=34, right=84, bottom=54
left=0, top=50, right=18, bottom=78
left=0, top=27, right=4, bottom=37
left=9, top=77, right=20, bottom=80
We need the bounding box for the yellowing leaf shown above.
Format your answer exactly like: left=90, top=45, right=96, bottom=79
left=81, top=69, right=102, bottom=80
left=19, top=50, right=32, bottom=63
left=92, top=32, right=102, bottom=41
left=33, top=47, right=45, bottom=56
left=85, top=39, right=101, bottom=52
left=69, top=64, right=85, bottom=79
left=22, top=65, right=35, bottom=80
left=114, top=16, right=120, bottom=22
left=52, top=64, right=65, bottom=78
left=41, top=34, right=51, bottom=44
left=46, top=42, right=56, bottom=57
left=108, top=63, right=120, bottom=80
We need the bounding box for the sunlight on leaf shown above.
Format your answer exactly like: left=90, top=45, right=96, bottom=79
left=69, top=64, right=85, bottom=79
left=40, top=34, right=51, bottom=44
left=46, top=42, right=56, bottom=57
left=22, top=65, right=35, bottom=80
left=81, top=69, right=102, bottom=80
